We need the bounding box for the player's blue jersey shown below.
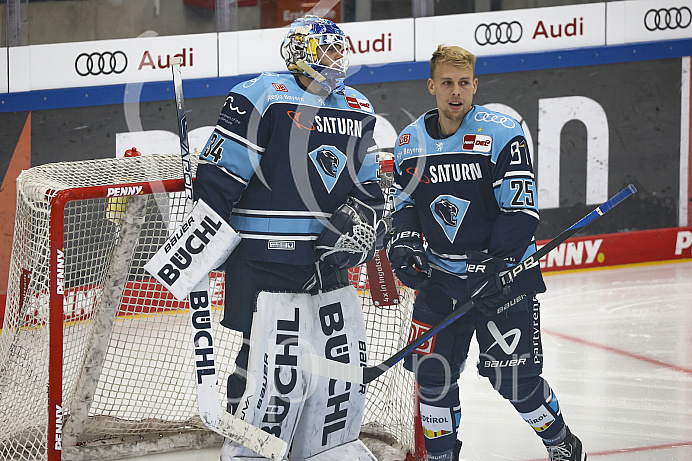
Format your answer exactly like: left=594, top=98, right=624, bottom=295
left=392, top=105, right=545, bottom=299
left=194, top=72, right=383, bottom=265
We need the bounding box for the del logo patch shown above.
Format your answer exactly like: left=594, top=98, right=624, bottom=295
left=346, top=96, right=360, bottom=109
left=408, top=319, right=436, bottom=355
left=462, top=134, right=492, bottom=152
left=345, top=96, right=373, bottom=112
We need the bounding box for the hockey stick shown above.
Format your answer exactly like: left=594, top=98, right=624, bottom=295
left=366, top=152, right=400, bottom=307
left=170, top=57, right=288, bottom=460
left=301, top=184, right=637, bottom=384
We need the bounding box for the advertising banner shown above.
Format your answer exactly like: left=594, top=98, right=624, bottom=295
left=607, top=0, right=692, bottom=45
left=220, top=27, right=289, bottom=76
left=414, top=3, right=606, bottom=61
left=342, top=19, right=415, bottom=67
left=220, top=18, right=415, bottom=78
left=0, top=48, right=6, bottom=94
left=538, top=226, right=692, bottom=272
left=9, top=33, right=218, bottom=92
left=4, top=2, right=691, bottom=92
left=260, top=0, right=341, bottom=29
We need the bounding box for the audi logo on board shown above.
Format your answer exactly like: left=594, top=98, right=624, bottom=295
left=644, top=6, right=691, bottom=31
left=75, top=51, right=128, bottom=76
left=475, top=21, right=523, bottom=46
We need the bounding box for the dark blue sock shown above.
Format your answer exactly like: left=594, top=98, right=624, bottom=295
left=418, top=379, right=461, bottom=460
left=506, top=377, right=567, bottom=445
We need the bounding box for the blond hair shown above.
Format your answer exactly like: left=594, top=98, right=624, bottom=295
left=430, top=45, right=476, bottom=78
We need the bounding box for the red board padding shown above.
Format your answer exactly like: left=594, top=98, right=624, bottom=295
left=537, top=226, right=692, bottom=272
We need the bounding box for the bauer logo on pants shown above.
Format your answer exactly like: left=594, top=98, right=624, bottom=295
left=144, top=199, right=240, bottom=300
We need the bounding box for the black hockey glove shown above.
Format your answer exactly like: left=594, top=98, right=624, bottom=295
left=465, top=251, right=511, bottom=316
left=386, top=230, right=431, bottom=290
left=315, top=197, right=377, bottom=269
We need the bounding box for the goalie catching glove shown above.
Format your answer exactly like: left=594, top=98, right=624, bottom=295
left=314, top=197, right=378, bottom=269
left=386, top=230, right=431, bottom=290
left=465, top=251, right=512, bottom=316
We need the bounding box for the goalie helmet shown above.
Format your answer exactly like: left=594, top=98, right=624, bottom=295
left=280, top=15, right=350, bottom=94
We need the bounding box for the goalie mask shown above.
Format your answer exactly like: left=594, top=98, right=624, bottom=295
left=315, top=197, right=377, bottom=269
left=280, top=15, right=350, bottom=95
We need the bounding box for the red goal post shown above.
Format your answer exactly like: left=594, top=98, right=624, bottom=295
left=0, top=153, right=424, bottom=461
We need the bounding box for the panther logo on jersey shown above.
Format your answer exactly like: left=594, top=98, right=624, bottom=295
left=434, top=199, right=458, bottom=226
left=430, top=195, right=470, bottom=243
left=316, top=149, right=339, bottom=177
left=309, top=145, right=348, bottom=193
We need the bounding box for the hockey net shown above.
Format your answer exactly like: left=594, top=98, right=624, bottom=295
left=0, top=153, right=423, bottom=461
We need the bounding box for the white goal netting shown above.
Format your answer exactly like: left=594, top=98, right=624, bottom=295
left=0, top=153, right=420, bottom=461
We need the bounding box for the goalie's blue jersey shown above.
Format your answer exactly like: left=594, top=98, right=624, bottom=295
left=194, top=72, right=383, bottom=265
left=392, top=106, right=545, bottom=300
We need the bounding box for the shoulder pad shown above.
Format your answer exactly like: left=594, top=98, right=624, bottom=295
left=393, top=115, right=427, bottom=164
left=231, top=73, right=294, bottom=111
left=471, top=105, right=524, bottom=137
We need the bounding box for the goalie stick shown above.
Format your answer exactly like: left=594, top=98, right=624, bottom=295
left=301, top=184, right=637, bottom=385
left=170, top=57, right=288, bottom=460
left=365, top=152, right=400, bottom=307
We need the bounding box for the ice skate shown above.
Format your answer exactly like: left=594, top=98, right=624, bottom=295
left=544, top=427, right=586, bottom=461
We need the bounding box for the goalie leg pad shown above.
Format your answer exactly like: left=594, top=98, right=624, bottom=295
left=291, top=439, right=376, bottom=461
left=223, top=292, right=315, bottom=459
left=220, top=443, right=271, bottom=461
left=290, top=285, right=370, bottom=459
left=223, top=287, right=368, bottom=460
left=227, top=338, right=249, bottom=414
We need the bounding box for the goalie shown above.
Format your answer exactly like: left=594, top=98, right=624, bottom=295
left=192, top=16, right=383, bottom=460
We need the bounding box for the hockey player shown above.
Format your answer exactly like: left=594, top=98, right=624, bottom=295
left=387, top=45, right=586, bottom=461
left=193, top=16, right=383, bottom=461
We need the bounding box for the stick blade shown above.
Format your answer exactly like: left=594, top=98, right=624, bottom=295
left=300, top=353, right=365, bottom=384
left=212, top=412, right=288, bottom=461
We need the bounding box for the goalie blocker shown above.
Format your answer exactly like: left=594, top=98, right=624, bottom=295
left=144, top=199, right=240, bottom=300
